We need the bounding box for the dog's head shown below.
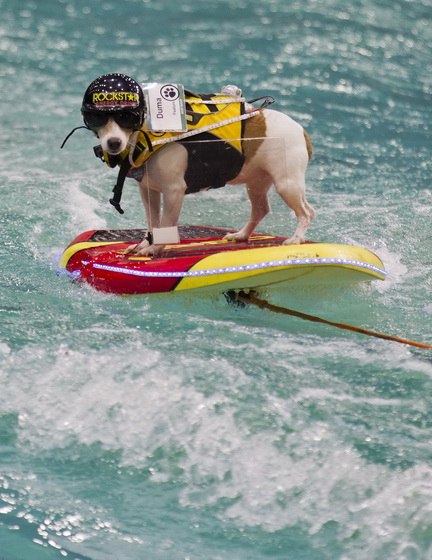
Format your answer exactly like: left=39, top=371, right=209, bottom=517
left=81, top=73, right=146, bottom=155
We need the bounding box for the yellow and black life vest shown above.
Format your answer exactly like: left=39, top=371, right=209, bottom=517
left=97, top=91, right=272, bottom=213
left=103, top=92, right=247, bottom=166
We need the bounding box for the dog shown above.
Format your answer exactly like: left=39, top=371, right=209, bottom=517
left=81, top=76, right=315, bottom=256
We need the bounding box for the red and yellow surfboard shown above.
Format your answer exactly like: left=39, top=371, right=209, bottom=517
left=58, top=225, right=386, bottom=295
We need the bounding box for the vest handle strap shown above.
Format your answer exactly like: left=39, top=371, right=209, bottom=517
left=109, top=158, right=131, bottom=214
left=246, top=96, right=275, bottom=109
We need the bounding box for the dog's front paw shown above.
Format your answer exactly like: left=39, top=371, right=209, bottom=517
left=125, top=241, right=165, bottom=257
left=282, top=237, right=302, bottom=246
left=142, top=244, right=165, bottom=257
left=223, top=232, right=249, bottom=243
left=124, top=242, right=143, bottom=255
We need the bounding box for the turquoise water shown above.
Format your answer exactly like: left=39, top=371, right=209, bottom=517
left=1, top=0, right=431, bottom=558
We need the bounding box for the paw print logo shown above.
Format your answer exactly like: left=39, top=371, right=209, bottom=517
left=160, top=85, right=179, bottom=101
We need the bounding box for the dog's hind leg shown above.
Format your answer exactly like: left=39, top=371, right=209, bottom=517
left=224, top=177, right=272, bottom=242
left=274, top=175, right=315, bottom=245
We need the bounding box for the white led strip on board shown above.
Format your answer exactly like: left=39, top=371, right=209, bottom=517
left=91, top=257, right=387, bottom=278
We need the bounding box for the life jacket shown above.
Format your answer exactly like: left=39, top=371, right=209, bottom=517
left=96, top=91, right=273, bottom=213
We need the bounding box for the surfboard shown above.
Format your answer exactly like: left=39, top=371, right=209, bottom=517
left=58, top=225, right=387, bottom=295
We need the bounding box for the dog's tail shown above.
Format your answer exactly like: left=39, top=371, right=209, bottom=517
left=303, top=130, right=313, bottom=161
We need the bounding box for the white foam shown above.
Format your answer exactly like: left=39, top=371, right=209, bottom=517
left=2, top=311, right=432, bottom=558
left=0, top=342, right=11, bottom=356
left=64, top=177, right=107, bottom=232
left=372, top=244, right=408, bottom=292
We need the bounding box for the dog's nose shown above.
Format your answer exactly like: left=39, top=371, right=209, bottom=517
left=107, top=137, right=122, bottom=152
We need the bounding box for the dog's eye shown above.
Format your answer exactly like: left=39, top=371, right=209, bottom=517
left=83, top=112, right=108, bottom=128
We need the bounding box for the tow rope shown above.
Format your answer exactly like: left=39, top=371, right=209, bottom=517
left=235, top=291, right=432, bottom=349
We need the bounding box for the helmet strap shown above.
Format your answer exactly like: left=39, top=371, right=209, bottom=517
left=60, top=126, right=91, bottom=149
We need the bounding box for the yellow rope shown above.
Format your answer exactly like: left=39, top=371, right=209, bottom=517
left=235, top=291, right=432, bottom=349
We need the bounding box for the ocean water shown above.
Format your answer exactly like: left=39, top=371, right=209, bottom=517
left=1, top=0, right=431, bottom=558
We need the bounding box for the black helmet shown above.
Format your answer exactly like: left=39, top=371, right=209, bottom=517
left=81, top=73, right=146, bottom=129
